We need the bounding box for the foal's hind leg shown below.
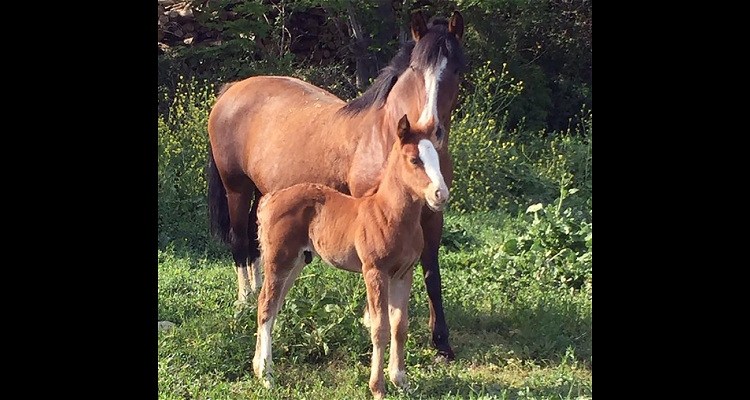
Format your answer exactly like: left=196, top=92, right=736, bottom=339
left=388, top=266, right=414, bottom=390
left=253, top=251, right=306, bottom=389
left=247, top=189, right=263, bottom=295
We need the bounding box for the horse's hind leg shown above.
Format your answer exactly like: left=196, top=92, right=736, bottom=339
left=388, top=266, right=414, bottom=390
left=226, top=188, right=253, bottom=303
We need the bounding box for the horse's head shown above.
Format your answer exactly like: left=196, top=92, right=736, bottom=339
left=394, top=114, right=449, bottom=211
left=409, top=11, right=466, bottom=150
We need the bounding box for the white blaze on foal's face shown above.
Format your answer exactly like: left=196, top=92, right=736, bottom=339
left=417, top=57, right=448, bottom=130
left=418, top=139, right=449, bottom=210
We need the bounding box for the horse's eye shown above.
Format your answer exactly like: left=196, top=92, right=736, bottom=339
left=410, top=157, right=420, bottom=165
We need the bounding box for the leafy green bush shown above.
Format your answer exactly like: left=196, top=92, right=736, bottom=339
left=449, top=60, right=591, bottom=215
left=158, top=78, right=215, bottom=251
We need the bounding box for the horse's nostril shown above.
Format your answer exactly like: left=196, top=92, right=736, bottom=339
left=435, top=189, right=442, bottom=200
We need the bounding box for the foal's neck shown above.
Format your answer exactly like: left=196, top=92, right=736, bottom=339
left=371, top=149, right=423, bottom=223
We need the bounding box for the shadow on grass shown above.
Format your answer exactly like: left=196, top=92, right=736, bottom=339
left=406, top=290, right=592, bottom=370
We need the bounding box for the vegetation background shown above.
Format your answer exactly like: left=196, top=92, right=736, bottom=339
left=158, top=0, right=592, bottom=398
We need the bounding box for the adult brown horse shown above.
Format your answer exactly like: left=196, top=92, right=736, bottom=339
left=207, top=11, right=466, bottom=360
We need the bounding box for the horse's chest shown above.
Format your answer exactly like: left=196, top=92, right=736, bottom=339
left=348, top=137, right=391, bottom=197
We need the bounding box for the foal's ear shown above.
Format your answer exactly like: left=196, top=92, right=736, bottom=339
left=411, top=11, right=428, bottom=41
left=397, top=114, right=411, bottom=141
left=449, top=11, right=464, bottom=41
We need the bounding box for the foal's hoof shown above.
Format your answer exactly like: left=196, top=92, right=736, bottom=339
left=261, top=377, right=274, bottom=389
left=390, top=370, right=412, bottom=394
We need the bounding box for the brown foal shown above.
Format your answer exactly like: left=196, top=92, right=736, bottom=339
left=253, top=115, right=448, bottom=398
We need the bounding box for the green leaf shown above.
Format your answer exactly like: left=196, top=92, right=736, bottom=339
left=503, top=239, right=519, bottom=255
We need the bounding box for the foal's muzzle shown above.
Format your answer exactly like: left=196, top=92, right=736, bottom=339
left=426, top=186, right=450, bottom=212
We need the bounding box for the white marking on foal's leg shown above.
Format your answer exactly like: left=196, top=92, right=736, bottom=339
left=417, top=57, right=448, bottom=128
left=258, top=318, right=274, bottom=388
left=249, top=257, right=263, bottom=295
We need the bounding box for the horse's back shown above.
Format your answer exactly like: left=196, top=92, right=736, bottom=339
left=208, top=76, right=354, bottom=194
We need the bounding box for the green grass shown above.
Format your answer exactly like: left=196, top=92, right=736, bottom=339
left=158, top=210, right=592, bottom=400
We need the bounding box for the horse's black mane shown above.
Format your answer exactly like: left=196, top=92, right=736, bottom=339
left=337, top=18, right=466, bottom=116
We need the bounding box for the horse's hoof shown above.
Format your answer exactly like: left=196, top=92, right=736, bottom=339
left=434, top=348, right=455, bottom=363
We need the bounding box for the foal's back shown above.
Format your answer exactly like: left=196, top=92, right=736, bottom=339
left=258, top=183, right=361, bottom=272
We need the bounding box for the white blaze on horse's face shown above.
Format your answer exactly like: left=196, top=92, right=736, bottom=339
left=418, top=139, right=449, bottom=211
left=417, top=57, right=448, bottom=136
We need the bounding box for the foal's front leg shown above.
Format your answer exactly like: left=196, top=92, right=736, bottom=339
left=388, top=266, right=414, bottom=390
left=364, top=264, right=390, bottom=400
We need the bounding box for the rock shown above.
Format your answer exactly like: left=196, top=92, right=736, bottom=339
left=158, top=321, right=175, bottom=332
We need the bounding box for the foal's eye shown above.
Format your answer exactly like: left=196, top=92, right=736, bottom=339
left=410, top=157, right=420, bottom=165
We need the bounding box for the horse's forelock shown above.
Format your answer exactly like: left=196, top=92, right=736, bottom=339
left=411, top=20, right=466, bottom=74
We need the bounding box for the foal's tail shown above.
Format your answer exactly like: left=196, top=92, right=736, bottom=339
left=208, top=146, right=231, bottom=244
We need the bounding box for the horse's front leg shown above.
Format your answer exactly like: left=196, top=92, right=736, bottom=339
left=420, top=209, right=455, bottom=361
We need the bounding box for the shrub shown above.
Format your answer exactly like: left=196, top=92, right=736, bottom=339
left=158, top=78, right=215, bottom=251
left=449, top=60, right=592, bottom=215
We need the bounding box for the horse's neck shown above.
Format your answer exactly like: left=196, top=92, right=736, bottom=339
left=338, top=69, right=428, bottom=197
left=369, top=150, right=423, bottom=224
left=384, top=69, right=426, bottom=129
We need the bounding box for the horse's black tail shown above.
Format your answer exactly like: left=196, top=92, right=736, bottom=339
left=208, top=145, right=231, bottom=244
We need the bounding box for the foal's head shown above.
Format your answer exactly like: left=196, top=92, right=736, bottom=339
left=393, top=115, right=450, bottom=212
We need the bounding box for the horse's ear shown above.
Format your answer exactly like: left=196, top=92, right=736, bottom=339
left=411, top=11, right=428, bottom=41
left=449, top=11, right=464, bottom=41
left=397, top=114, right=411, bottom=142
